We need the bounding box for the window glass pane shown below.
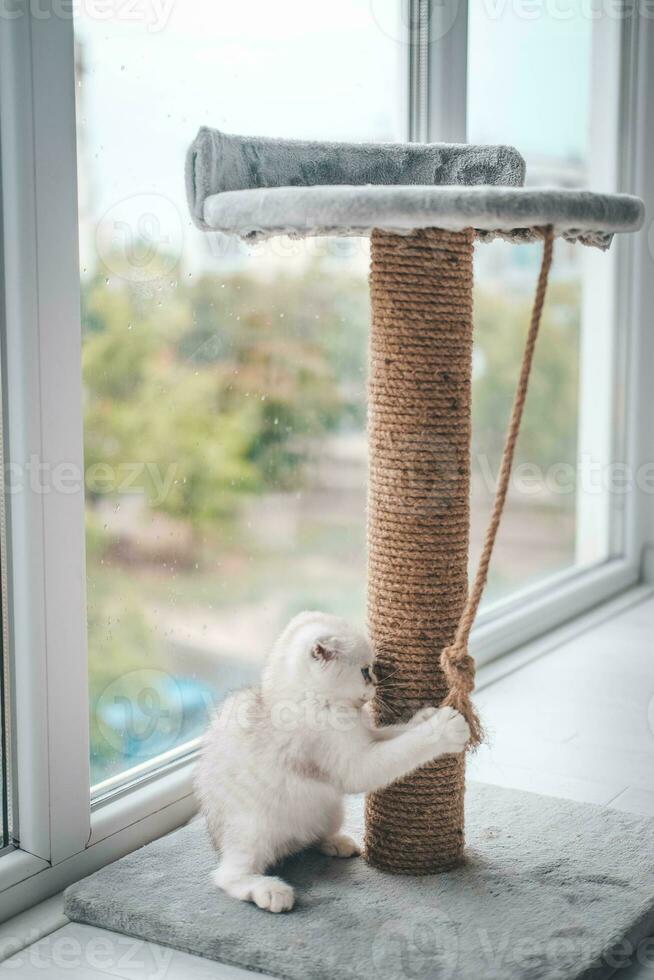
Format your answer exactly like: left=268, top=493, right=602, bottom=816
left=467, top=3, right=607, bottom=605
left=74, top=2, right=403, bottom=786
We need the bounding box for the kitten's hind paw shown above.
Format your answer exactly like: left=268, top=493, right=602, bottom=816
left=319, top=834, right=361, bottom=858
left=251, top=877, right=295, bottom=913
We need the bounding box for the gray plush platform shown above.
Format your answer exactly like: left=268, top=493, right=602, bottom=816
left=185, top=127, right=526, bottom=229
left=185, top=127, right=643, bottom=248
left=65, top=783, right=654, bottom=980
left=201, top=184, right=643, bottom=248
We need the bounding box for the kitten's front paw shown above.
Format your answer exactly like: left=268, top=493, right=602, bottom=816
left=252, top=878, right=295, bottom=913
left=409, top=706, right=438, bottom=727
left=422, top=706, right=470, bottom=754
left=319, top=834, right=361, bottom=858
left=439, top=706, right=470, bottom=753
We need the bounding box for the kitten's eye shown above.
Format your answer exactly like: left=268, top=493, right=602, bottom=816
left=361, top=666, right=372, bottom=684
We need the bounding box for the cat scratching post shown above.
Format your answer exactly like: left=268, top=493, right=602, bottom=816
left=365, top=226, right=475, bottom=872
left=186, top=128, right=643, bottom=874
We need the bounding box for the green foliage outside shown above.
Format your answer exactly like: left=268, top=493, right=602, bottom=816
left=472, top=277, right=580, bottom=477
left=83, top=259, right=369, bottom=526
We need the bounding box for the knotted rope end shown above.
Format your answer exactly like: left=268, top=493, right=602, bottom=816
left=440, top=643, right=485, bottom=749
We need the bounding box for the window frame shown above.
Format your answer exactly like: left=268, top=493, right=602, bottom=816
left=0, top=0, right=91, bottom=872
left=0, top=0, right=650, bottom=921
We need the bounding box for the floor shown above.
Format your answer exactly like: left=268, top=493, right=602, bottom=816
left=2, top=590, right=654, bottom=979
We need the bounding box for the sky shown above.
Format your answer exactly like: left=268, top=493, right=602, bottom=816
left=467, top=1, right=591, bottom=160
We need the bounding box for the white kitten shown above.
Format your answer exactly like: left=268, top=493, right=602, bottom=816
left=195, top=610, right=469, bottom=913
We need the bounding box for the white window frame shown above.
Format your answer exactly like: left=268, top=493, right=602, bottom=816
left=0, top=0, right=651, bottom=921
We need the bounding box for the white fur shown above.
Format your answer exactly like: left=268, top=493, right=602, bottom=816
left=195, top=611, right=469, bottom=913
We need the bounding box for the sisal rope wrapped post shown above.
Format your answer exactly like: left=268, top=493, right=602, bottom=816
left=364, top=225, right=554, bottom=874
left=365, top=227, right=475, bottom=873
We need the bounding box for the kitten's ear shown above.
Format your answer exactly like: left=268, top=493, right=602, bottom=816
left=311, top=641, right=336, bottom=663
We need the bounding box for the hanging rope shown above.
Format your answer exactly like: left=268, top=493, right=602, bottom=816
left=440, top=226, right=554, bottom=746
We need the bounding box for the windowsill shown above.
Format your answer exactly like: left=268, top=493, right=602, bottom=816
left=469, top=581, right=654, bottom=814
left=0, top=893, right=66, bottom=962
left=88, top=755, right=196, bottom=848
left=91, top=739, right=202, bottom=812
left=471, top=556, right=639, bottom=670
left=0, top=850, right=48, bottom=894
left=475, top=577, right=653, bottom=691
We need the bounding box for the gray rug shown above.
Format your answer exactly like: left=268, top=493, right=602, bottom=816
left=64, top=783, right=654, bottom=980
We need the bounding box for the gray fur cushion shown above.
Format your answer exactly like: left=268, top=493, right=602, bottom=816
left=201, top=184, right=644, bottom=249
left=64, top=784, right=654, bottom=980
left=185, top=128, right=526, bottom=230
